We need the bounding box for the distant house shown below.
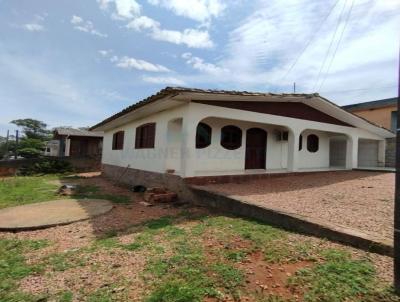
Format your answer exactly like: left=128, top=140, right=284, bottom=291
left=343, top=98, right=397, bottom=167
left=44, top=128, right=103, bottom=157
left=342, top=97, right=397, bottom=131
left=90, top=87, right=393, bottom=191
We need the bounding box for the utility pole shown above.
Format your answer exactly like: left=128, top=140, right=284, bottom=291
left=14, top=130, right=19, bottom=160
left=5, top=130, right=9, bottom=159
left=394, top=48, right=400, bottom=294
left=293, top=82, right=296, bottom=93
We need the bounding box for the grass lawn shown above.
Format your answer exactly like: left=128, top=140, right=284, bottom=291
left=0, top=175, right=130, bottom=209
left=0, top=175, right=398, bottom=301
left=0, top=175, right=60, bottom=209
left=0, top=213, right=398, bottom=302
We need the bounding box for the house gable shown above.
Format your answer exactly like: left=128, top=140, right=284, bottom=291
left=192, top=100, right=354, bottom=127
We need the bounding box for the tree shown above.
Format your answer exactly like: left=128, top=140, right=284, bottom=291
left=10, top=119, right=51, bottom=140
left=9, top=118, right=51, bottom=159
left=0, top=136, right=15, bottom=160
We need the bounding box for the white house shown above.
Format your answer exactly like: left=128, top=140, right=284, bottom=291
left=91, top=87, right=394, bottom=187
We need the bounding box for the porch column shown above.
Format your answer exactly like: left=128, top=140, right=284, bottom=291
left=345, top=136, right=353, bottom=169
left=180, top=116, right=198, bottom=178
left=58, top=137, right=65, bottom=157
left=287, top=129, right=301, bottom=172
left=378, top=140, right=386, bottom=167
left=346, top=135, right=358, bottom=169
left=65, top=138, right=71, bottom=157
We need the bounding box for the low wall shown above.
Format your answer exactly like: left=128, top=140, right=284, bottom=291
left=191, top=187, right=393, bottom=256
left=0, top=156, right=101, bottom=176
left=102, top=164, right=197, bottom=202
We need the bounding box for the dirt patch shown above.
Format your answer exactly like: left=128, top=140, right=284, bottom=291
left=0, top=173, right=202, bottom=251
left=239, top=251, right=308, bottom=300
left=19, top=249, right=148, bottom=300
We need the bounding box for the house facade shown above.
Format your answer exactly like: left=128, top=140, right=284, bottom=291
left=343, top=98, right=397, bottom=167
left=342, top=98, right=397, bottom=131
left=44, top=128, right=103, bottom=157
left=91, top=88, right=393, bottom=186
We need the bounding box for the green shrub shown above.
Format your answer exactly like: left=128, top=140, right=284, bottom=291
left=18, top=158, right=73, bottom=175
left=18, top=147, right=42, bottom=159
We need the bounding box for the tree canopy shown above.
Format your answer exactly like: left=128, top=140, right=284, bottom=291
left=10, top=119, right=51, bottom=140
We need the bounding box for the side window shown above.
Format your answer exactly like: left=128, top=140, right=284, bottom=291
left=307, top=134, right=319, bottom=153
left=112, top=131, right=124, bottom=150
left=221, top=125, right=242, bottom=150
left=196, top=122, right=212, bottom=149
left=135, top=123, right=156, bottom=149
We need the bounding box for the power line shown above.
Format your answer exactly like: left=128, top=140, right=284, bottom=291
left=312, top=0, right=349, bottom=91
left=318, top=0, right=355, bottom=91
left=280, top=0, right=342, bottom=83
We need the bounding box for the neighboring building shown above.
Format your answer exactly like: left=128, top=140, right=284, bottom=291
left=342, top=97, right=397, bottom=131
left=91, top=87, right=394, bottom=192
left=44, top=128, right=103, bottom=157
left=343, top=97, right=397, bottom=167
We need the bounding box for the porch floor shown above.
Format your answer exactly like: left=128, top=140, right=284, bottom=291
left=197, top=171, right=394, bottom=241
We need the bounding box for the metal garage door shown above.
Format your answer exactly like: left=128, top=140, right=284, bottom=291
left=329, top=138, right=346, bottom=167
left=358, top=139, right=379, bottom=167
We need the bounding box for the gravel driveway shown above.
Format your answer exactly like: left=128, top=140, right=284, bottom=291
left=201, top=171, right=394, bottom=239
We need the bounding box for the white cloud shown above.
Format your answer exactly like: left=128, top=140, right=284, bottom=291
left=98, top=0, right=141, bottom=19
left=152, top=28, right=213, bottom=48
left=98, top=49, right=113, bottom=57
left=147, top=0, right=225, bottom=23
left=142, top=75, right=185, bottom=85
left=126, top=15, right=159, bottom=31
left=23, top=23, right=44, bottom=32
left=22, top=14, right=47, bottom=32
left=174, top=0, right=398, bottom=104
left=127, top=16, right=214, bottom=48
left=70, top=15, right=107, bottom=38
left=111, top=55, right=170, bottom=72
left=71, top=15, right=83, bottom=24
left=182, top=52, right=228, bottom=75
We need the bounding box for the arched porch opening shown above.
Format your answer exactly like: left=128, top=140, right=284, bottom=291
left=297, top=129, right=350, bottom=171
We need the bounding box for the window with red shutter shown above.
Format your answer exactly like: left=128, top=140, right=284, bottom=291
left=135, top=123, right=156, bottom=149
left=112, top=131, right=124, bottom=150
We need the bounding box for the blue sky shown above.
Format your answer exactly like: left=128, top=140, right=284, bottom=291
left=0, top=0, right=399, bottom=135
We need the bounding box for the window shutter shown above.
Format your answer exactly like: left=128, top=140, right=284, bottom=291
left=135, top=123, right=156, bottom=149
left=118, top=131, right=124, bottom=150
left=112, top=131, right=124, bottom=150
left=135, top=127, right=141, bottom=149
left=148, top=123, right=155, bottom=148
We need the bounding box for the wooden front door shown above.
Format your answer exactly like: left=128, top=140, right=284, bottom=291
left=245, top=128, right=267, bottom=169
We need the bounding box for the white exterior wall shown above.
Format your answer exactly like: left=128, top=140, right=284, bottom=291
left=298, top=130, right=330, bottom=169
left=102, top=105, right=187, bottom=174
left=101, top=101, right=387, bottom=177
left=192, top=118, right=289, bottom=174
